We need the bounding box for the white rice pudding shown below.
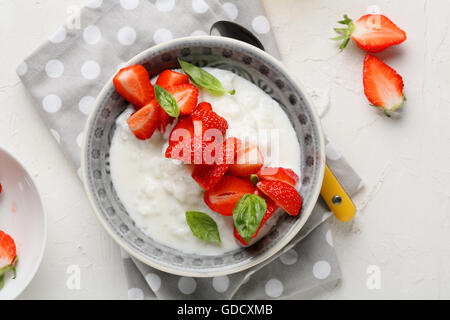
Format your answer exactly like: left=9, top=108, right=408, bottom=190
left=110, top=68, right=301, bottom=255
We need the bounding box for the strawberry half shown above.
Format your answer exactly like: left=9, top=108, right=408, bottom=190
left=363, top=54, right=405, bottom=115
left=195, top=102, right=213, bottom=112
left=191, top=137, right=242, bottom=190
left=257, top=180, right=302, bottom=216
left=156, top=70, right=189, bottom=88
left=228, top=145, right=264, bottom=177
left=333, top=14, right=406, bottom=53
left=113, top=65, right=155, bottom=108
left=127, top=99, right=161, bottom=140
left=166, top=83, right=199, bottom=115
left=192, top=108, right=229, bottom=137
left=0, top=231, right=16, bottom=269
left=204, top=175, right=256, bottom=216
left=234, top=194, right=278, bottom=245
left=169, top=116, right=194, bottom=146
left=257, top=167, right=299, bottom=187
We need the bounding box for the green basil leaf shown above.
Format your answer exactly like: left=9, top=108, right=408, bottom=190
left=178, top=59, right=235, bottom=95
left=186, top=211, right=221, bottom=244
left=233, top=194, right=267, bottom=243
left=154, top=84, right=180, bottom=117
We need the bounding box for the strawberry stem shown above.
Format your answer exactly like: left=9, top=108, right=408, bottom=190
left=333, top=14, right=355, bottom=51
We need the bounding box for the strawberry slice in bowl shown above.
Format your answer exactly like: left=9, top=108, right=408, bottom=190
left=127, top=99, right=161, bottom=140
left=166, top=83, right=199, bottom=116
left=228, top=145, right=264, bottom=177
left=113, top=65, right=155, bottom=108
left=257, top=180, right=303, bottom=216
left=156, top=70, right=190, bottom=88
left=257, top=167, right=299, bottom=187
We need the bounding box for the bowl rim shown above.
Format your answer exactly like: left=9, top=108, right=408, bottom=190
left=81, top=35, right=325, bottom=277
left=0, top=145, right=47, bottom=299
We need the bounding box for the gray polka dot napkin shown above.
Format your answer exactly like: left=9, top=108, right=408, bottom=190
left=16, top=0, right=362, bottom=299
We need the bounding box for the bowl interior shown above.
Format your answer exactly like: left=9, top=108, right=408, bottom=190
left=83, top=37, right=324, bottom=277
left=0, top=147, right=46, bottom=299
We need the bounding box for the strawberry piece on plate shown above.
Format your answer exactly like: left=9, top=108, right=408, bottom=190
left=204, top=175, right=256, bottom=216
left=363, top=54, right=405, bottom=115
left=156, top=70, right=189, bottom=88
left=257, top=167, right=299, bottom=187
left=127, top=99, right=161, bottom=140
left=165, top=137, right=214, bottom=164
left=0, top=230, right=16, bottom=269
left=256, top=180, right=302, bottom=216
left=169, top=116, right=194, bottom=146
left=233, top=194, right=278, bottom=245
left=228, top=145, right=264, bottom=177
left=333, top=14, right=407, bottom=53
left=113, top=65, right=155, bottom=108
left=166, top=83, right=199, bottom=116
left=192, top=108, right=229, bottom=137
left=195, top=102, right=213, bottom=112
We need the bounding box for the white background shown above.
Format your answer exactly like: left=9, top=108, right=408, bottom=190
left=1, top=0, right=449, bottom=299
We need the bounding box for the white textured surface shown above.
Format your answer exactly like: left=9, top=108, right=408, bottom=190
left=0, top=0, right=449, bottom=299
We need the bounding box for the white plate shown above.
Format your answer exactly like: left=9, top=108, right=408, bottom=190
left=0, top=146, right=46, bottom=300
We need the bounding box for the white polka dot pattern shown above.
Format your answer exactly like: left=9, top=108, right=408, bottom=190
left=50, top=129, right=61, bottom=144
left=252, top=15, right=270, bottom=34
left=79, top=96, right=95, bottom=115
left=153, top=28, right=173, bottom=44
left=326, top=230, right=334, bottom=247
left=76, top=132, right=84, bottom=148
left=120, top=0, right=139, bottom=10
left=192, top=0, right=209, bottom=13
left=81, top=60, right=101, bottom=80
left=86, top=0, right=103, bottom=8
left=49, top=27, right=66, bottom=43
left=212, top=276, right=229, bottom=293
left=280, top=249, right=298, bottom=265
left=313, top=260, right=331, bottom=280
left=118, top=26, right=137, bottom=46
left=17, top=61, right=28, bottom=76
left=83, top=25, right=102, bottom=45
left=42, top=94, right=62, bottom=113
left=178, top=277, right=197, bottom=295
left=326, top=143, right=342, bottom=160
left=222, top=2, right=238, bottom=20
left=265, top=279, right=283, bottom=298
left=145, top=273, right=162, bottom=292
left=45, top=59, right=64, bottom=78
left=128, top=287, right=144, bottom=300
left=155, top=0, right=175, bottom=12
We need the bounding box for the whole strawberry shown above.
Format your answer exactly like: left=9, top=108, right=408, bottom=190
left=333, top=14, right=406, bottom=52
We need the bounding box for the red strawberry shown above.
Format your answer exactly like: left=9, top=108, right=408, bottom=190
left=191, top=137, right=242, bottom=190
left=234, top=194, right=278, bottom=245
left=166, top=83, right=199, bottom=115
left=165, top=137, right=221, bottom=164
left=228, top=145, right=264, bottom=177
left=156, top=70, right=189, bottom=88
left=363, top=54, right=405, bottom=115
left=333, top=14, right=407, bottom=53
left=195, top=102, right=213, bottom=112
left=192, top=109, right=228, bottom=138
left=113, top=65, right=155, bottom=108
left=257, top=167, right=299, bottom=187
left=257, top=180, right=302, bottom=216
left=0, top=183, right=2, bottom=193
left=127, top=99, right=161, bottom=140
left=204, top=175, right=256, bottom=216
left=0, top=230, right=16, bottom=268
left=169, top=116, right=194, bottom=145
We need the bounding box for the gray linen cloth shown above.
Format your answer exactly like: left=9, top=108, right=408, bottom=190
left=16, top=0, right=362, bottom=299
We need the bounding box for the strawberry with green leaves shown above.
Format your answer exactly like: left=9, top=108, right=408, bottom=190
left=0, top=230, right=18, bottom=290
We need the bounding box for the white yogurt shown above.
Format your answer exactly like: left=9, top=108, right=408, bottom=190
left=109, top=68, right=301, bottom=255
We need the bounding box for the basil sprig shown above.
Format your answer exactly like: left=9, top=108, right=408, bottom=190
left=154, top=84, right=180, bottom=117
left=186, top=211, right=221, bottom=244
left=178, top=59, right=235, bottom=95
left=233, top=194, right=267, bottom=243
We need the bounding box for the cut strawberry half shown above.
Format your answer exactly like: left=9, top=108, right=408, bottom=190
left=195, top=102, right=213, bottom=112
left=166, top=83, right=199, bottom=115
left=257, top=180, right=302, bottom=216
left=333, top=14, right=407, bottom=53
left=127, top=99, right=161, bottom=140
left=191, top=137, right=242, bottom=190
left=113, top=65, right=155, bottom=108
left=257, top=167, right=299, bottom=187
left=169, top=116, right=194, bottom=146
left=165, top=137, right=222, bottom=164
left=204, top=175, right=256, bottom=216
left=363, top=54, right=405, bottom=115
left=228, top=145, right=264, bottom=177
left=156, top=70, right=189, bottom=88
left=192, top=108, right=228, bottom=138
left=234, top=194, right=278, bottom=246
left=0, top=230, right=16, bottom=269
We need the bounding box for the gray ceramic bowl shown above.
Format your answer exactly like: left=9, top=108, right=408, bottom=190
left=81, top=36, right=325, bottom=277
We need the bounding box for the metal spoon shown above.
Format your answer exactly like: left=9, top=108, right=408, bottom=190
left=210, top=20, right=265, bottom=51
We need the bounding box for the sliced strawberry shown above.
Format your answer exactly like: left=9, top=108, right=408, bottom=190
left=0, top=230, right=16, bottom=268
left=257, top=167, right=299, bottom=187
left=204, top=175, right=256, bottom=216
left=363, top=54, right=405, bottom=115
left=333, top=14, right=407, bottom=53
left=191, top=137, right=242, bottom=190
left=228, top=145, right=264, bottom=177
left=257, top=180, right=302, bottom=216
left=113, top=65, right=155, bottom=108
left=165, top=137, right=221, bottom=164
left=195, top=102, right=213, bottom=112
left=234, top=195, right=278, bottom=245
left=127, top=99, right=160, bottom=140
left=156, top=70, right=189, bottom=88
left=169, top=116, right=194, bottom=145
left=192, top=109, right=228, bottom=138
left=166, top=83, right=199, bottom=115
